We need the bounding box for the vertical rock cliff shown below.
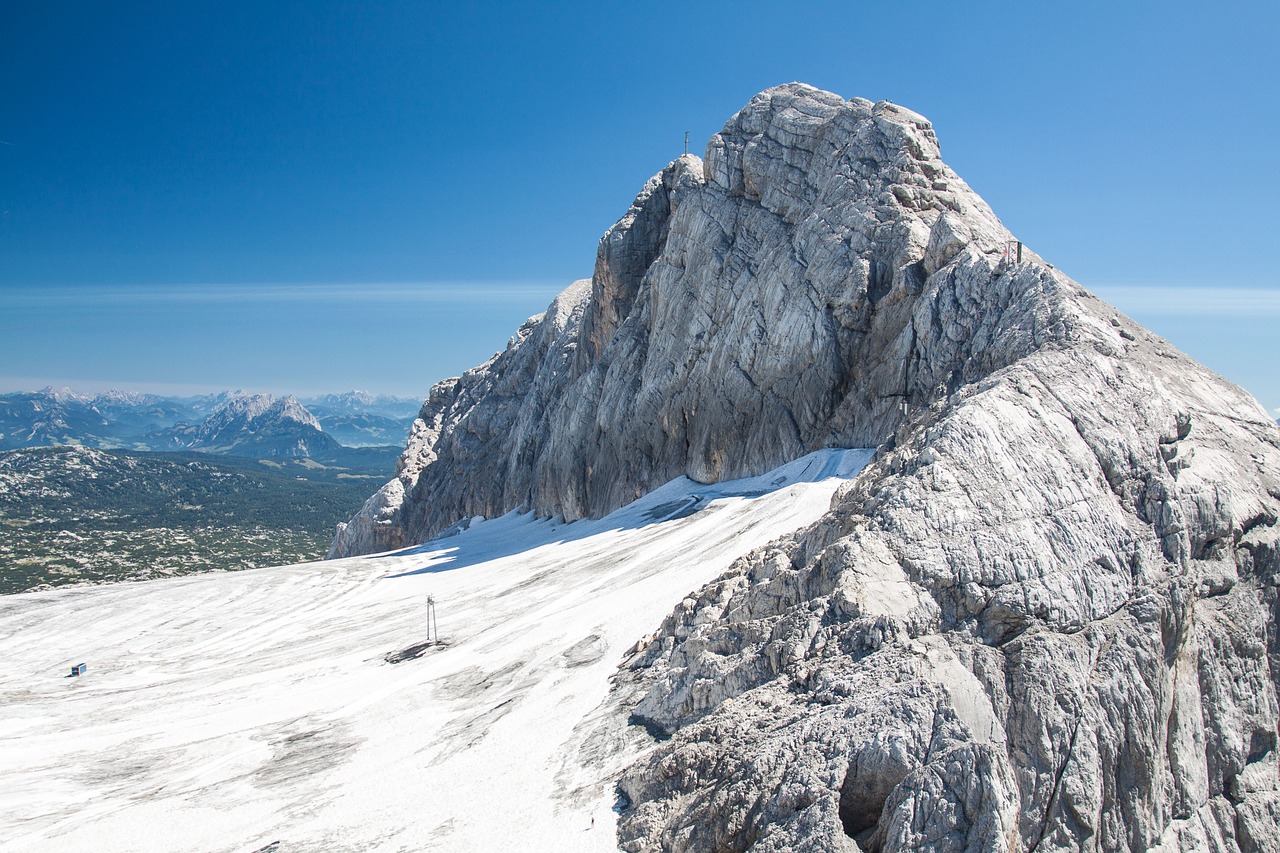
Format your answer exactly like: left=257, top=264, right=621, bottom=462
left=331, top=84, right=1017, bottom=557
left=330, top=84, right=1280, bottom=852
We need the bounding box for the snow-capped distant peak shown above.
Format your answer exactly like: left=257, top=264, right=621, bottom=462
left=91, top=389, right=163, bottom=407
left=204, top=394, right=322, bottom=432
left=37, top=386, right=92, bottom=404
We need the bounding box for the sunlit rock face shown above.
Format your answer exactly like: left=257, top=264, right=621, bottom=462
left=333, top=84, right=1280, bottom=852
left=332, top=83, right=1015, bottom=555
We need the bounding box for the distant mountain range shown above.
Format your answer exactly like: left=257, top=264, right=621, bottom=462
left=0, top=388, right=421, bottom=594
left=0, top=387, right=421, bottom=457
left=299, top=391, right=422, bottom=446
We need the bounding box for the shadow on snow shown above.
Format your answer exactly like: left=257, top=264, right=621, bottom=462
left=377, top=448, right=871, bottom=579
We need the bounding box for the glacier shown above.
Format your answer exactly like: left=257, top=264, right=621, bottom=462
left=0, top=449, right=870, bottom=852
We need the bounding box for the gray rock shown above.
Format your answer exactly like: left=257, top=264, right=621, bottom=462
left=609, top=91, right=1280, bottom=851
left=332, top=83, right=1280, bottom=852
left=331, top=84, right=1011, bottom=556
left=181, top=393, right=341, bottom=459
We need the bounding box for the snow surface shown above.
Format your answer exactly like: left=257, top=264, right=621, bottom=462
left=0, top=448, right=873, bottom=852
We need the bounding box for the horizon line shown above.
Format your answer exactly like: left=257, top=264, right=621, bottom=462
left=0, top=375, right=428, bottom=401
left=1088, top=284, right=1280, bottom=317
left=0, top=280, right=574, bottom=306
left=2, top=280, right=1277, bottom=312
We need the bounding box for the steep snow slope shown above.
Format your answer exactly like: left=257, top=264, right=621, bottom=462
left=0, top=449, right=870, bottom=853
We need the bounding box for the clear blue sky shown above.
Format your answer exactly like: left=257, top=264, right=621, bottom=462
left=2, top=1, right=1277, bottom=413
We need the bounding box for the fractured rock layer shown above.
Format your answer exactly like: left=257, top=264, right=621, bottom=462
left=332, top=84, right=1013, bottom=556
left=333, top=83, right=1280, bottom=852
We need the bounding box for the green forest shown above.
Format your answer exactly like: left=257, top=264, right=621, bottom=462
left=0, top=446, right=391, bottom=594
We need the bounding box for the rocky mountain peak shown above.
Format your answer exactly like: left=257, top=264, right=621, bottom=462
left=203, top=393, right=321, bottom=433
left=36, top=386, right=92, bottom=405
left=309, top=390, right=378, bottom=409
left=188, top=393, right=333, bottom=458
left=332, top=82, right=1055, bottom=556
left=91, top=389, right=154, bottom=407
left=274, top=395, right=322, bottom=429
left=302, top=390, right=420, bottom=416
left=579, top=152, right=706, bottom=365
left=330, top=84, right=1280, bottom=851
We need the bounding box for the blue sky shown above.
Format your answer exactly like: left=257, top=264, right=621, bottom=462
left=1, top=1, right=1277, bottom=413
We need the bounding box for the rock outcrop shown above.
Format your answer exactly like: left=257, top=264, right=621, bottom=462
left=615, top=324, right=1280, bottom=851
left=332, top=84, right=1280, bottom=852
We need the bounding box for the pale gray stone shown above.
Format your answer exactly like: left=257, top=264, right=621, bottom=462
left=331, top=83, right=1012, bottom=555
left=331, top=83, right=1280, bottom=853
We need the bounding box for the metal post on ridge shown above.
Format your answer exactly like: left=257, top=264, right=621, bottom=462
left=684, top=131, right=689, bottom=156
left=1003, top=239, right=1024, bottom=266
left=426, top=595, right=438, bottom=643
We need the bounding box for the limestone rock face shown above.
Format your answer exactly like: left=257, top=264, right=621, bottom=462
left=332, top=84, right=1013, bottom=556
left=616, top=325, right=1280, bottom=852
left=330, top=83, right=1280, bottom=852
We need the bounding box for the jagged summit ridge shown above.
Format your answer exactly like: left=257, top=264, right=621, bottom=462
left=331, top=82, right=1021, bottom=556
left=186, top=392, right=337, bottom=458
left=198, top=393, right=322, bottom=436
left=330, top=83, right=1280, bottom=852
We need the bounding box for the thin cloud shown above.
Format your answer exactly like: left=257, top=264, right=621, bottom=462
left=8, top=282, right=1277, bottom=318
left=0, top=282, right=567, bottom=308
left=1091, top=285, right=1280, bottom=318
left=0, top=375, right=241, bottom=398
left=0, top=283, right=571, bottom=333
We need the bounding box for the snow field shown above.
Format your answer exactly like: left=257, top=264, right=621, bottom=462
left=0, top=448, right=873, bottom=852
